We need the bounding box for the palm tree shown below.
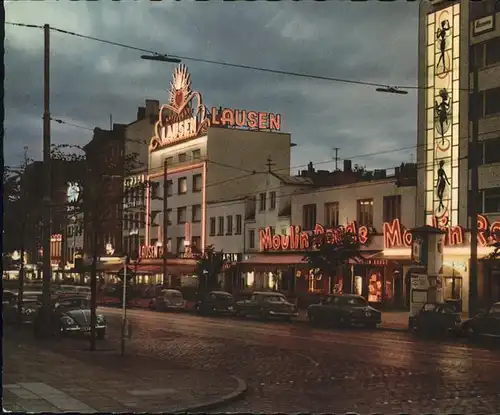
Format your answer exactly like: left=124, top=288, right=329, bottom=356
left=303, top=231, right=365, bottom=294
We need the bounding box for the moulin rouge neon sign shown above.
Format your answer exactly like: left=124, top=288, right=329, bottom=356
left=260, top=222, right=370, bottom=251
left=149, top=65, right=281, bottom=151
left=383, top=215, right=500, bottom=249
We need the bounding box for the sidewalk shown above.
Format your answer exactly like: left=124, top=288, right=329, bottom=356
left=3, top=333, right=246, bottom=413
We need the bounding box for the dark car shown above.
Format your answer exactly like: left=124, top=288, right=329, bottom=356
left=53, top=295, right=107, bottom=339
left=196, top=291, right=235, bottom=316
left=462, top=302, right=500, bottom=338
left=409, top=302, right=462, bottom=336
left=235, top=291, right=298, bottom=321
left=4, top=297, right=42, bottom=325
left=307, top=294, right=381, bottom=328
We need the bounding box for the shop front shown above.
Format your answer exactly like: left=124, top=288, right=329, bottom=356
left=382, top=215, right=500, bottom=313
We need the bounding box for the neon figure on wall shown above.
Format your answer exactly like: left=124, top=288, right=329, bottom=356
left=436, top=159, right=450, bottom=212
left=436, top=19, right=451, bottom=73
left=434, top=88, right=451, bottom=146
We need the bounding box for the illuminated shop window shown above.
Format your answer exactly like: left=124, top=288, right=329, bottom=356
left=368, top=270, right=382, bottom=303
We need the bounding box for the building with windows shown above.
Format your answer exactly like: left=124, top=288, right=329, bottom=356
left=137, top=64, right=290, bottom=284
left=416, top=0, right=500, bottom=311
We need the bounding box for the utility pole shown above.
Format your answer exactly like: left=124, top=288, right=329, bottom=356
left=162, top=158, right=168, bottom=286
left=17, top=146, right=29, bottom=324
left=333, top=147, right=340, bottom=171
left=266, top=155, right=275, bottom=173
left=469, top=47, right=479, bottom=318
left=42, top=23, right=52, bottom=321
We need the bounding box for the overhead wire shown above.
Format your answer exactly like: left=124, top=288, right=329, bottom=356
left=5, top=21, right=473, bottom=92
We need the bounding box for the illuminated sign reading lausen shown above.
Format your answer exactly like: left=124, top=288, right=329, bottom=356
left=260, top=222, right=370, bottom=251
left=149, top=64, right=281, bottom=151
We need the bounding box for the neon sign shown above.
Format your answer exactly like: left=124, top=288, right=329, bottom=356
left=259, top=222, right=370, bottom=251
left=139, top=245, right=164, bottom=260
left=149, top=64, right=281, bottom=151
left=383, top=215, right=500, bottom=249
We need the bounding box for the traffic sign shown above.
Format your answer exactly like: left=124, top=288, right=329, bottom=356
left=117, top=267, right=135, bottom=281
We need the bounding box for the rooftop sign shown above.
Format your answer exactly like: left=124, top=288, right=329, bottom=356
left=149, top=64, right=281, bottom=152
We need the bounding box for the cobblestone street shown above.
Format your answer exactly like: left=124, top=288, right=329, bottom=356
left=95, top=308, right=500, bottom=413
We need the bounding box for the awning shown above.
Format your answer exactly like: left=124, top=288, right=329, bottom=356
left=360, top=251, right=414, bottom=265
left=130, top=261, right=197, bottom=276
left=240, top=254, right=307, bottom=265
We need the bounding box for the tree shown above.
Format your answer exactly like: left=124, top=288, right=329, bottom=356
left=303, top=230, right=365, bottom=294
left=196, top=245, right=227, bottom=295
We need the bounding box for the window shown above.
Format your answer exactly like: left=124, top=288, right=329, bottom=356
left=235, top=214, right=242, bottom=235
left=192, top=174, right=202, bottom=192
left=249, top=229, right=255, bottom=249
left=217, top=216, right=224, bottom=236
left=482, top=138, right=500, bottom=164
left=357, top=199, right=374, bottom=227
left=178, top=153, right=187, bottom=162
left=383, top=195, right=401, bottom=223
left=472, top=43, right=485, bottom=70
left=269, top=192, right=276, bottom=210
left=191, top=236, right=201, bottom=250
left=178, top=177, right=187, bottom=194
left=166, top=209, right=172, bottom=225
left=151, top=182, right=160, bottom=199
left=177, top=207, right=187, bottom=224
left=485, top=38, right=500, bottom=67
left=470, top=0, right=496, bottom=20
left=209, top=217, right=216, bottom=236
left=176, top=237, right=185, bottom=254
left=302, top=204, right=317, bottom=230
left=324, top=202, right=339, bottom=228
left=485, top=87, right=500, bottom=116
left=484, top=188, right=500, bottom=213
left=166, top=238, right=172, bottom=252
left=259, top=193, right=266, bottom=211
left=192, top=204, right=202, bottom=223
left=192, top=149, right=201, bottom=160
left=226, top=216, right=233, bottom=235
left=165, top=156, right=174, bottom=167
left=134, top=213, right=140, bottom=228
left=165, top=180, right=173, bottom=197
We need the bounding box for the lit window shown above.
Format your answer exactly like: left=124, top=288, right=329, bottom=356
left=178, top=177, right=187, bottom=194
left=357, top=199, right=374, bottom=227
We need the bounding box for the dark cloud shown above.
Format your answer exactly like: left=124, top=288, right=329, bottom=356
left=5, top=1, right=419, bottom=174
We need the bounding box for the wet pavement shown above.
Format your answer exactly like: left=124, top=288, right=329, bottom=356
left=96, top=307, right=500, bottom=414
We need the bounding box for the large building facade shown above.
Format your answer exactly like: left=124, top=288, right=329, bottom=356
left=417, top=0, right=500, bottom=310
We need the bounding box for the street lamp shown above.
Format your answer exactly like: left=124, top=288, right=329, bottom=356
left=140, top=54, right=182, bottom=63
left=375, top=86, right=408, bottom=95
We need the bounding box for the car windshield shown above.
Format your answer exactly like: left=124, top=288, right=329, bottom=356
left=57, top=299, right=90, bottom=309
left=341, top=297, right=367, bottom=307
left=168, top=291, right=182, bottom=297
left=264, top=295, right=287, bottom=303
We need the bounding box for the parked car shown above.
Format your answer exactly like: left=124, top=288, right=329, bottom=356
left=235, top=291, right=298, bottom=321
left=52, top=295, right=107, bottom=339
left=307, top=294, right=381, bottom=328
left=56, top=285, right=78, bottom=295
left=196, top=291, right=235, bottom=316
left=4, top=297, right=42, bottom=324
left=409, top=302, right=462, bottom=336
left=75, top=286, right=91, bottom=295
left=462, top=302, right=500, bottom=338
left=154, top=289, right=186, bottom=312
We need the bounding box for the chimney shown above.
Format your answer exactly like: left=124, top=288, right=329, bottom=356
left=307, top=162, right=314, bottom=174
left=145, top=100, right=160, bottom=122
left=137, top=106, right=146, bottom=121
left=344, top=159, right=352, bottom=172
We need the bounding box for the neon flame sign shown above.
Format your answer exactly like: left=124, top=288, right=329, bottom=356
left=149, top=64, right=281, bottom=152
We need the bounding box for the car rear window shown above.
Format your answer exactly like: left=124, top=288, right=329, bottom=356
left=169, top=291, right=182, bottom=297
left=264, top=295, right=287, bottom=303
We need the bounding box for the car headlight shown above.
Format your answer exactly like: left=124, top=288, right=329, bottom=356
left=61, top=316, right=77, bottom=326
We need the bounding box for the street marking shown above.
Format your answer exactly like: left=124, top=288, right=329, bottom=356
left=293, top=352, right=319, bottom=367
left=18, top=383, right=96, bottom=412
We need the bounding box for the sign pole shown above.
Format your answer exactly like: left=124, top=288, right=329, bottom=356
left=121, top=256, right=127, bottom=356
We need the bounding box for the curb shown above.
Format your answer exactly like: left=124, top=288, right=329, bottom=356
left=170, top=375, right=247, bottom=414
